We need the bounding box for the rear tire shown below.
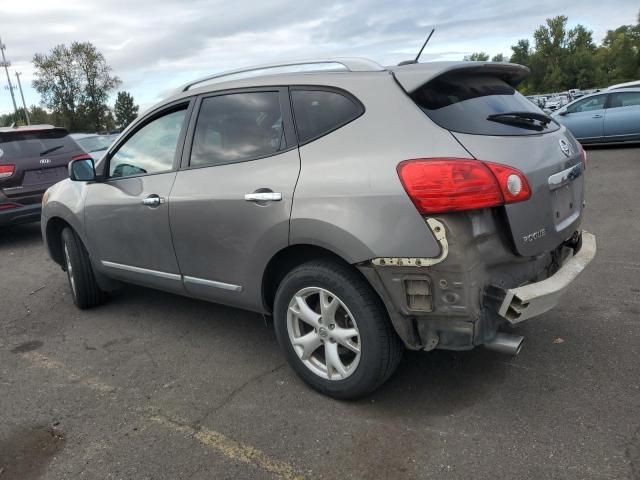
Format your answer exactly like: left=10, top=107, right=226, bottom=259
left=274, top=260, right=403, bottom=399
left=61, top=227, right=107, bottom=309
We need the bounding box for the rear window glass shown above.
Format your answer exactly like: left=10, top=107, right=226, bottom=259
left=411, top=74, right=559, bottom=136
left=291, top=89, right=363, bottom=144
left=75, top=135, right=116, bottom=153
left=0, top=129, right=79, bottom=160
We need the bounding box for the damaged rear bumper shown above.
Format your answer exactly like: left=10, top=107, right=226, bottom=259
left=498, top=231, right=596, bottom=323
left=358, top=215, right=596, bottom=351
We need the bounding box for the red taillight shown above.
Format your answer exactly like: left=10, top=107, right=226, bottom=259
left=71, top=154, right=93, bottom=161
left=484, top=162, right=531, bottom=204
left=579, top=145, right=587, bottom=170
left=0, top=164, right=15, bottom=179
left=397, top=158, right=531, bottom=214
left=0, top=203, right=19, bottom=210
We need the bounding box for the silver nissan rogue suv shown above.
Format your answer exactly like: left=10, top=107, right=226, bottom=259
left=41, top=58, right=596, bottom=399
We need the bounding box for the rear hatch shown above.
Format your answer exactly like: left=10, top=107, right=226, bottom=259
left=393, top=63, right=585, bottom=256
left=0, top=128, right=82, bottom=203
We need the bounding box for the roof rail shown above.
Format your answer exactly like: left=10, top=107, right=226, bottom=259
left=179, top=57, right=385, bottom=92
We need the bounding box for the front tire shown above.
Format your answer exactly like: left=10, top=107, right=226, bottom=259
left=274, top=260, right=403, bottom=399
left=61, top=227, right=107, bottom=309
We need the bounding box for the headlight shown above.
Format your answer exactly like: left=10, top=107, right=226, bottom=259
left=42, top=188, right=50, bottom=206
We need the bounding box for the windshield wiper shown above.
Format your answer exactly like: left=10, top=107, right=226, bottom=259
left=487, top=111, right=552, bottom=131
left=40, top=145, right=65, bottom=156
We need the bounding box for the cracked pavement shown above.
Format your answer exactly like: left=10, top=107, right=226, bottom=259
left=1, top=145, right=639, bottom=479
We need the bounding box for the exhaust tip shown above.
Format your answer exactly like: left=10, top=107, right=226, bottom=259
left=484, top=332, right=524, bottom=356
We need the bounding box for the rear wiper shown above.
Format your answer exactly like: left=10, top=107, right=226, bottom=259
left=487, top=111, right=552, bottom=130
left=40, top=145, right=65, bottom=156
left=487, top=116, right=544, bottom=132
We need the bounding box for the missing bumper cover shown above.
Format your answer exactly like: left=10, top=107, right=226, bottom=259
left=371, top=218, right=449, bottom=267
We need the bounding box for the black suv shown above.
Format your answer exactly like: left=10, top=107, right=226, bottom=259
left=0, top=125, right=88, bottom=227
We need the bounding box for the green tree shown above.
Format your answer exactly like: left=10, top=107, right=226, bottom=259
left=29, top=105, right=55, bottom=125
left=566, top=25, right=598, bottom=89
left=597, top=25, right=640, bottom=85
left=73, top=42, right=121, bottom=132
left=530, top=15, right=571, bottom=92
left=464, top=52, right=490, bottom=61
left=32, top=44, right=82, bottom=130
left=114, top=91, right=139, bottom=129
left=491, top=53, right=506, bottom=62
left=32, top=42, right=120, bottom=132
left=510, top=39, right=531, bottom=65
left=0, top=109, right=27, bottom=127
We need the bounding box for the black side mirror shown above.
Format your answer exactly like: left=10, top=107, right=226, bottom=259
left=558, top=109, right=568, bottom=116
left=68, top=156, right=96, bottom=181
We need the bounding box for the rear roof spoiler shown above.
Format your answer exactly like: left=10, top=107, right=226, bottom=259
left=389, top=61, right=530, bottom=93
left=0, top=124, right=66, bottom=134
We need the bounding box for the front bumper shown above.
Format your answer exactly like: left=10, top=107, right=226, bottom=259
left=498, top=231, right=596, bottom=323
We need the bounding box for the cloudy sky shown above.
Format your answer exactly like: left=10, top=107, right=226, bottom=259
left=1, top=0, right=638, bottom=116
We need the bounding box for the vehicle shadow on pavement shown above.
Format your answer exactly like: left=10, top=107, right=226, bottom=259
left=0, top=222, right=42, bottom=250
left=361, top=348, right=509, bottom=416
left=103, top=284, right=508, bottom=417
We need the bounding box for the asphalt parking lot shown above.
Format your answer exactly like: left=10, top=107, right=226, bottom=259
left=1, top=146, right=639, bottom=480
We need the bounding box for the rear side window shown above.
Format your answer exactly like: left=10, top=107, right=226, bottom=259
left=291, top=89, right=363, bottom=144
left=607, top=92, right=640, bottom=109
left=0, top=129, right=79, bottom=160
left=190, top=91, right=285, bottom=167
left=411, top=73, right=560, bottom=136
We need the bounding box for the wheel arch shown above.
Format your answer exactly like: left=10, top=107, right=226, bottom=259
left=45, top=215, right=120, bottom=292
left=45, top=216, right=73, bottom=268
left=262, top=243, right=361, bottom=312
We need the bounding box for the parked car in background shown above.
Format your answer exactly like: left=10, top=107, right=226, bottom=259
left=71, top=133, right=119, bottom=157
left=606, top=80, right=640, bottom=90
left=544, top=96, right=564, bottom=110
left=0, top=125, right=89, bottom=227
left=41, top=58, right=595, bottom=398
left=552, top=88, right=640, bottom=144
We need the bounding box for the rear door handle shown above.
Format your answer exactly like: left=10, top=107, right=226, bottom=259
left=142, top=195, right=165, bottom=207
left=592, top=114, right=603, bottom=118
left=244, top=192, right=282, bottom=202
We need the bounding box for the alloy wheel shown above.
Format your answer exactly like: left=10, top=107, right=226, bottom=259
left=287, top=287, right=361, bottom=380
left=64, top=243, right=77, bottom=299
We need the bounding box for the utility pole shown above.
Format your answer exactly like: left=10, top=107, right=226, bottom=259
left=15, top=72, right=30, bottom=124
left=0, top=35, right=19, bottom=117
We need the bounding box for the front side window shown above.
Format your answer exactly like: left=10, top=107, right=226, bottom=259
left=607, top=92, right=640, bottom=109
left=567, top=96, right=606, bottom=113
left=190, top=92, right=284, bottom=167
left=109, top=107, right=187, bottom=178
left=291, top=89, right=363, bottom=144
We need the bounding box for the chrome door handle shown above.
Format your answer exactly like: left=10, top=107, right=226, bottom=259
left=244, top=192, right=282, bottom=202
left=592, top=114, right=603, bottom=118
left=142, top=195, right=165, bottom=207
